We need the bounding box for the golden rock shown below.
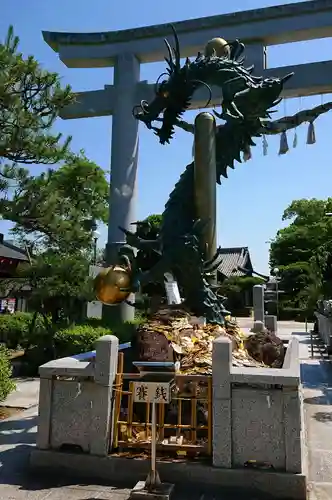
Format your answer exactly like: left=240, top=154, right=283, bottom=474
left=94, top=265, right=131, bottom=305
left=204, top=37, right=230, bottom=58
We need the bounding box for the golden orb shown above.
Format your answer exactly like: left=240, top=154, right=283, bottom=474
left=94, top=265, right=132, bottom=305
left=204, top=37, right=230, bottom=58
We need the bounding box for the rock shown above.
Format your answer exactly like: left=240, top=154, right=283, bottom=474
left=245, top=332, right=285, bottom=368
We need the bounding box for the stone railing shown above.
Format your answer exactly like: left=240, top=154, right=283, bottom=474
left=213, top=336, right=303, bottom=473
left=32, top=334, right=305, bottom=498
left=314, top=311, right=332, bottom=353
left=36, top=335, right=120, bottom=456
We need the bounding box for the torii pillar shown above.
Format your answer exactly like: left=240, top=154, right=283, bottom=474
left=103, top=54, right=140, bottom=323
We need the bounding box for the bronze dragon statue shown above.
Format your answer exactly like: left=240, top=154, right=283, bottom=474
left=116, top=27, right=332, bottom=325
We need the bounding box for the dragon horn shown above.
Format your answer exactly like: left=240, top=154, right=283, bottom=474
left=164, top=38, right=175, bottom=71
left=170, top=24, right=181, bottom=71
left=227, top=39, right=245, bottom=61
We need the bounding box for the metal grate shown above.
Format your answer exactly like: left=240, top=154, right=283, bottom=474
left=111, top=352, right=212, bottom=457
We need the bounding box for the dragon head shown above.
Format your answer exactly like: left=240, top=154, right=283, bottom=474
left=133, top=25, right=294, bottom=144
left=132, top=26, right=217, bottom=145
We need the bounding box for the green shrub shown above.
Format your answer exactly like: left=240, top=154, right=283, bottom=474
left=54, top=324, right=111, bottom=358
left=53, top=319, right=143, bottom=359
left=232, top=307, right=252, bottom=318
left=111, top=319, right=144, bottom=343
left=0, top=345, right=16, bottom=401
left=278, top=307, right=313, bottom=322
left=0, top=310, right=145, bottom=352
left=0, top=312, right=46, bottom=349
left=5, top=313, right=145, bottom=375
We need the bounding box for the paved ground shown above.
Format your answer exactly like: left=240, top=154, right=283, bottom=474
left=236, top=318, right=314, bottom=333
left=0, top=378, right=40, bottom=409
left=0, top=320, right=331, bottom=499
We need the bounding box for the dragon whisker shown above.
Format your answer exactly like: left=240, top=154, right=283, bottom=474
left=213, top=109, right=224, bottom=119
left=140, top=100, right=149, bottom=111
left=155, top=72, right=169, bottom=93
left=192, top=79, right=213, bottom=107
left=132, top=104, right=145, bottom=118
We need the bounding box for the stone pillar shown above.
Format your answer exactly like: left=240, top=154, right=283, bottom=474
left=283, top=387, right=302, bottom=473
left=36, top=377, right=53, bottom=450
left=104, top=53, right=140, bottom=324
left=212, top=336, right=232, bottom=468
left=194, top=112, right=217, bottom=264
left=253, top=284, right=265, bottom=324
left=90, top=335, right=119, bottom=456
left=265, top=314, right=277, bottom=333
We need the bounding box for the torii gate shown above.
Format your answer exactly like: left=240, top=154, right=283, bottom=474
left=43, top=0, right=332, bottom=320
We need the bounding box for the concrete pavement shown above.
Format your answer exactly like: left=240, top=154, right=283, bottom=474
left=0, top=405, right=132, bottom=499
left=0, top=378, right=40, bottom=410
left=0, top=406, right=279, bottom=500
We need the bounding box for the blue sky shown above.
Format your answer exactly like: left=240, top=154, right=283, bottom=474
left=1, top=0, right=332, bottom=274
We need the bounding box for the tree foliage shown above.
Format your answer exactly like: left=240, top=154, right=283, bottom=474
left=135, top=214, right=163, bottom=297
left=218, top=276, right=264, bottom=314
left=135, top=214, right=162, bottom=239
left=0, top=25, right=110, bottom=327
left=270, top=198, right=332, bottom=313
left=1, top=157, right=109, bottom=326
left=18, top=250, right=95, bottom=324
left=0, top=345, right=15, bottom=402
left=0, top=26, right=74, bottom=193
left=0, top=154, right=109, bottom=252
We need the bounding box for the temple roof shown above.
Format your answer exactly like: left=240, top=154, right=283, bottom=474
left=217, top=247, right=253, bottom=278
left=0, top=235, right=29, bottom=262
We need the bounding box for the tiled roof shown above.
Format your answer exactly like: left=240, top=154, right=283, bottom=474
left=217, top=247, right=252, bottom=278
left=0, top=240, right=29, bottom=262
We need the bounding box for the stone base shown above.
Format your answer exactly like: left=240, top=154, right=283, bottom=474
left=30, top=449, right=307, bottom=499
left=130, top=481, right=174, bottom=500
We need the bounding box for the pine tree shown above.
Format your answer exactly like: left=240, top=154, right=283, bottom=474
left=0, top=157, right=109, bottom=325
left=0, top=27, right=109, bottom=329
left=0, top=26, right=74, bottom=193
left=0, top=154, right=109, bottom=252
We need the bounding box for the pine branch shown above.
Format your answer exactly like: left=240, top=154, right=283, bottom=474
left=0, top=26, right=74, bottom=166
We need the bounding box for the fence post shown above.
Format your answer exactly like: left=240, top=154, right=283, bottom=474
left=212, top=336, right=232, bottom=468
left=253, top=284, right=265, bottom=324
